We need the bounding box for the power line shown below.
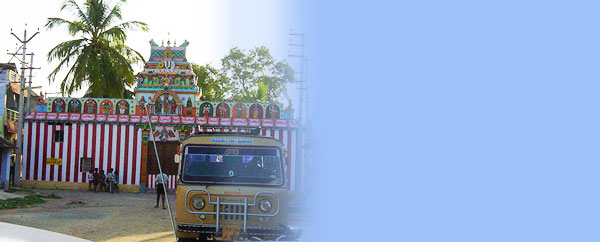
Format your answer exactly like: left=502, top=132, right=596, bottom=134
left=7, top=25, right=39, bottom=186
left=289, top=30, right=309, bottom=198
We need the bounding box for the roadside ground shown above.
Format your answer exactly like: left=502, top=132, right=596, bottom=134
left=0, top=189, right=177, bottom=242
left=0, top=188, right=309, bottom=242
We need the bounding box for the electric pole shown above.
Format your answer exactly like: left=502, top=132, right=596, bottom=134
left=25, top=53, right=40, bottom=115
left=289, top=31, right=307, bottom=198
left=7, top=25, right=39, bottom=186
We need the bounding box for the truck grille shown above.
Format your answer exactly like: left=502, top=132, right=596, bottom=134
left=215, top=204, right=245, bottom=220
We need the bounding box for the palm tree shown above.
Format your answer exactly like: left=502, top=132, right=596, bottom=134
left=46, top=0, right=148, bottom=98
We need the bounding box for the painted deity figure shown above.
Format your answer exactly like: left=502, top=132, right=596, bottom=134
left=269, top=105, right=278, bottom=119
left=218, top=104, right=227, bottom=117
left=101, top=101, right=112, bottom=114
left=68, top=100, right=81, bottom=113
left=156, top=96, right=164, bottom=115
left=139, top=96, right=147, bottom=108
left=169, top=95, right=177, bottom=115
left=117, top=101, right=128, bottom=114
left=252, top=105, right=260, bottom=118
left=53, top=99, right=65, bottom=113
left=84, top=100, right=97, bottom=114
left=235, top=105, right=244, bottom=118
left=201, top=104, right=212, bottom=117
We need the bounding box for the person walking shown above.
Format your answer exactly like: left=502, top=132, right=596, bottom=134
left=155, top=172, right=168, bottom=209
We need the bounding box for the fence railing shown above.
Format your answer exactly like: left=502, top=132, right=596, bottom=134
left=5, top=108, right=18, bottom=122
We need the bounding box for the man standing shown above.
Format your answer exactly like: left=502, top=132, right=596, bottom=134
left=155, top=172, right=168, bottom=209
left=111, top=169, right=119, bottom=194
left=93, top=168, right=100, bottom=192
left=106, top=168, right=115, bottom=193
left=98, top=170, right=107, bottom=192
left=87, top=168, right=95, bottom=191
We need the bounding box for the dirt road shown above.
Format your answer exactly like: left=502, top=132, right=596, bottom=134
left=0, top=189, right=177, bottom=242
left=0, top=189, right=309, bottom=242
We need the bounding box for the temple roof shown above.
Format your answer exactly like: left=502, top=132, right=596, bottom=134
left=148, top=39, right=189, bottom=62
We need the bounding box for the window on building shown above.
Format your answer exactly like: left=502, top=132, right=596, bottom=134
left=80, top=157, right=92, bottom=172
left=54, top=130, right=64, bottom=143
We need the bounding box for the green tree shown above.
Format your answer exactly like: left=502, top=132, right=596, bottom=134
left=220, top=46, right=294, bottom=103
left=46, top=0, right=148, bottom=98
left=191, top=63, right=230, bottom=101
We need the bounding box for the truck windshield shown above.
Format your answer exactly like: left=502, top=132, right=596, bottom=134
left=182, top=146, right=283, bottom=185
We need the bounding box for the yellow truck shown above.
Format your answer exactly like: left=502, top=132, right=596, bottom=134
left=175, top=131, right=301, bottom=241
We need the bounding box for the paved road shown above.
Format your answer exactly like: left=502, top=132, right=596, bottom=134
left=0, top=189, right=309, bottom=242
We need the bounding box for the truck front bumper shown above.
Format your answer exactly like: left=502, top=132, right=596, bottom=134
left=176, top=223, right=302, bottom=240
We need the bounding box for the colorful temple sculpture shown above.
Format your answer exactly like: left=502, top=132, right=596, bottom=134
left=21, top=40, right=299, bottom=193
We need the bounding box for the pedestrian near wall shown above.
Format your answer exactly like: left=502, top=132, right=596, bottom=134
left=87, top=168, right=94, bottom=191
left=106, top=168, right=115, bottom=193
left=155, top=172, right=168, bottom=209
left=92, top=168, right=100, bottom=192
left=99, top=170, right=107, bottom=192
left=109, top=169, right=119, bottom=194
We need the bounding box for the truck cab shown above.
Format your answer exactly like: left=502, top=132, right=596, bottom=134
left=175, top=132, right=297, bottom=241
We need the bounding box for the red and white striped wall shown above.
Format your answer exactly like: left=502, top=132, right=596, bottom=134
left=147, top=174, right=178, bottom=189
left=22, top=122, right=143, bottom=185
left=192, top=127, right=297, bottom=191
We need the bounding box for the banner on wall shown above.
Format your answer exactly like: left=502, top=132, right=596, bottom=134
left=150, top=126, right=180, bottom=141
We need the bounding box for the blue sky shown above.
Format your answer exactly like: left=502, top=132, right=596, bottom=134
left=308, top=0, right=600, bottom=241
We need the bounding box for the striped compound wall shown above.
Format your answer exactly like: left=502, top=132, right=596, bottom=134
left=22, top=122, right=143, bottom=186
left=22, top=122, right=299, bottom=192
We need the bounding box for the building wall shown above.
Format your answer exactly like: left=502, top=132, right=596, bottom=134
left=22, top=121, right=298, bottom=192
left=22, top=122, right=143, bottom=185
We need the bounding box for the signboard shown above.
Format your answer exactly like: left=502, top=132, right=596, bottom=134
left=220, top=118, right=232, bottom=126
left=46, top=158, right=62, bottom=165
left=232, top=118, right=247, bottom=126
left=46, top=113, right=58, bottom=120
left=262, top=119, right=274, bottom=127
left=107, top=115, right=118, bottom=122
left=69, top=113, right=81, bottom=121
left=130, top=115, right=141, bottom=123
left=58, top=113, right=69, bottom=120
left=248, top=119, right=261, bottom=127
left=81, top=114, right=95, bottom=121
left=96, top=114, right=106, bottom=122
left=275, top=119, right=288, bottom=128
left=118, top=115, right=129, bottom=122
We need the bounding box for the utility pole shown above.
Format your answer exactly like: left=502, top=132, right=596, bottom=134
left=289, top=31, right=307, bottom=198
left=25, top=53, right=40, bottom=115
left=7, top=25, right=39, bottom=186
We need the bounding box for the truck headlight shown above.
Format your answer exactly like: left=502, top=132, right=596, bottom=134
left=259, top=199, right=272, bottom=212
left=192, top=197, right=205, bottom=210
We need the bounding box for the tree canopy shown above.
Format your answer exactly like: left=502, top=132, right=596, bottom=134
left=194, top=46, right=294, bottom=104
left=46, top=0, right=148, bottom=98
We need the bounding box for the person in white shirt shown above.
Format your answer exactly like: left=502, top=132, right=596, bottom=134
left=155, top=173, right=168, bottom=209
left=106, top=168, right=115, bottom=193
left=111, top=169, right=119, bottom=194
left=87, top=168, right=95, bottom=191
